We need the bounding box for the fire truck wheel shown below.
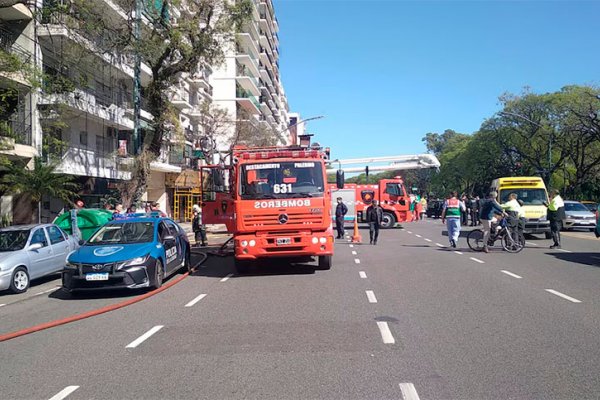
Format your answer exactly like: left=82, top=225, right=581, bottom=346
left=235, top=259, right=253, bottom=274
left=318, top=255, right=332, bottom=270
left=381, top=212, right=396, bottom=229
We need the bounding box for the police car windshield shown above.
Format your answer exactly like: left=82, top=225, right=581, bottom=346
left=88, top=222, right=154, bottom=245
left=499, top=189, right=547, bottom=205
left=240, top=162, right=324, bottom=200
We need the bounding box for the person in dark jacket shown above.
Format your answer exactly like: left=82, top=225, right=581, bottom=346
left=192, top=208, right=207, bottom=247
left=366, top=199, right=383, bottom=245
left=335, top=197, right=348, bottom=239
left=479, top=191, right=505, bottom=253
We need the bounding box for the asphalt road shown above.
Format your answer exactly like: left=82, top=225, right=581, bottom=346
left=2, top=219, right=600, bottom=399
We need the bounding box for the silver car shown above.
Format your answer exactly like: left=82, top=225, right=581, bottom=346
left=563, top=201, right=597, bottom=232
left=0, top=224, right=80, bottom=294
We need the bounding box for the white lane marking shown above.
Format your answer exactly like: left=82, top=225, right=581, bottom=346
left=366, top=290, right=378, bottom=303
left=501, top=270, right=523, bottom=279
left=220, top=273, right=234, bottom=282
left=184, top=293, right=207, bottom=308
left=354, top=258, right=361, bottom=264
left=126, top=325, right=164, bottom=348
left=470, top=257, right=485, bottom=264
left=526, top=241, right=539, bottom=246
left=0, top=304, right=5, bottom=308
left=454, top=251, right=463, bottom=255
left=359, top=271, right=367, bottom=279
left=545, top=289, right=582, bottom=303
left=376, top=321, right=395, bottom=344
left=352, top=251, right=357, bottom=255
left=557, top=249, right=572, bottom=253
left=349, top=244, right=354, bottom=248
left=33, top=287, right=60, bottom=296
left=424, top=238, right=432, bottom=242
left=407, top=231, right=412, bottom=234
left=435, top=243, right=445, bottom=248
left=415, top=234, right=422, bottom=238
left=399, top=383, right=421, bottom=400
left=48, top=386, right=80, bottom=400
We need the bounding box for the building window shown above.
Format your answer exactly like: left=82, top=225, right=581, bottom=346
left=79, top=131, right=88, bottom=146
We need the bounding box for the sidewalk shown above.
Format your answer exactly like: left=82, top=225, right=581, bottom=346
left=178, top=222, right=231, bottom=245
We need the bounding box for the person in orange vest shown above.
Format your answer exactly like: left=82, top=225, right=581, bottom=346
left=441, top=191, right=466, bottom=248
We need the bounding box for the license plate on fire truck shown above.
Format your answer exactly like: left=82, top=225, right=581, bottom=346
left=276, top=237, right=292, bottom=245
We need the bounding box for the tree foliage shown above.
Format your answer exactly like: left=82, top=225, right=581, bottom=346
left=424, top=85, right=600, bottom=200
left=0, top=157, right=79, bottom=222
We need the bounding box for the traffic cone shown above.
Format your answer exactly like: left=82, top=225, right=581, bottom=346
left=351, top=217, right=362, bottom=243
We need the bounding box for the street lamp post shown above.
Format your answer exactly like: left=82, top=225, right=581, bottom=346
left=499, top=111, right=553, bottom=184
left=275, top=115, right=325, bottom=144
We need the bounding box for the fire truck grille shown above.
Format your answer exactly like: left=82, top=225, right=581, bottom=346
left=244, top=213, right=323, bottom=228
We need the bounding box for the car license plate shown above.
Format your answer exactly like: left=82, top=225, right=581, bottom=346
left=85, top=273, right=109, bottom=281
left=276, top=237, right=291, bottom=246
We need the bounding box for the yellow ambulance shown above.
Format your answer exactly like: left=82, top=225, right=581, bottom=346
left=490, top=176, right=551, bottom=238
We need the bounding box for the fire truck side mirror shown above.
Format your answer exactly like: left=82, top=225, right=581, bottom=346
left=336, top=170, right=345, bottom=189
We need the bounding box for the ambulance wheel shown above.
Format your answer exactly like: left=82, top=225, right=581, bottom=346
left=235, top=259, right=252, bottom=274
left=381, top=212, right=396, bottom=229
left=318, top=255, right=332, bottom=270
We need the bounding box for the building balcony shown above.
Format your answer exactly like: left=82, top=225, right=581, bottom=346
left=236, top=52, right=261, bottom=77
left=56, top=146, right=132, bottom=180
left=236, top=89, right=260, bottom=115
left=39, top=89, right=134, bottom=130
left=0, top=3, right=32, bottom=20
left=168, top=86, right=192, bottom=110
left=37, top=22, right=153, bottom=85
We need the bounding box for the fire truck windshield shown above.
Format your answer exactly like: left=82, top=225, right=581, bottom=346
left=240, top=161, right=325, bottom=200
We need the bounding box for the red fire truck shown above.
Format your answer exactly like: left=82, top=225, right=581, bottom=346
left=328, top=177, right=411, bottom=228
left=201, top=145, right=341, bottom=273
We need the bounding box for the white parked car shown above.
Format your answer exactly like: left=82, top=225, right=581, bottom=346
left=563, top=201, right=597, bottom=232
left=0, top=224, right=80, bottom=294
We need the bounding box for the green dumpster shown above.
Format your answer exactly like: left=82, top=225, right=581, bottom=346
left=54, top=209, right=115, bottom=241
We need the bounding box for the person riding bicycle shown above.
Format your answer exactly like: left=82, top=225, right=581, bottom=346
left=501, top=192, right=525, bottom=235
left=480, top=191, right=505, bottom=253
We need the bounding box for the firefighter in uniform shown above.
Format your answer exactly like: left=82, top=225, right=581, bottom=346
left=335, top=197, right=348, bottom=239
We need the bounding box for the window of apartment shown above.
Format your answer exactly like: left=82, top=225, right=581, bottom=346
left=96, top=135, right=104, bottom=154
left=79, top=131, right=88, bottom=147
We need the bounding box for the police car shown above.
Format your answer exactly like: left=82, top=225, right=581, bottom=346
left=62, top=213, right=191, bottom=292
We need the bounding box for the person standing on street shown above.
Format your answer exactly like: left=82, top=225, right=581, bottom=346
left=335, top=197, right=348, bottom=239
left=545, top=189, right=565, bottom=249
left=419, top=196, right=428, bottom=220
left=470, top=195, right=480, bottom=226
left=366, top=199, right=383, bottom=245
left=480, top=191, right=505, bottom=253
left=192, top=205, right=207, bottom=247
left=441, top=191, right=466, bottom=248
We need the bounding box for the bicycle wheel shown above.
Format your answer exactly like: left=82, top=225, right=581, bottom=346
left=502, top=230, right=525, bottom=253
left=467, top=229, right=485, bottom=251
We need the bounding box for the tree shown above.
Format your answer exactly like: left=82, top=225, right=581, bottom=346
left=44, top=0, right=252, bottom=206
left=0, top=157, right=79, bottom=223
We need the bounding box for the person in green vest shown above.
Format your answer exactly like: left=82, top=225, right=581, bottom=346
left=544, top=189, right=565, bottom=249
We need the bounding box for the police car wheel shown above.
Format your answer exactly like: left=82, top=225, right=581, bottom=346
left=152, top=260, right=164, bottom=289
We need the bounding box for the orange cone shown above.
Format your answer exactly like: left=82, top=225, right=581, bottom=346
left=351, top=217, right=362, bottom=243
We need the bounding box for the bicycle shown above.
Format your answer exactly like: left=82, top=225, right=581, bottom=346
left=467, top=217, right=525, bottom=253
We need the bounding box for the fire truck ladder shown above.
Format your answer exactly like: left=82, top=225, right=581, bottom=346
left=326, top=154, right=440, bottom=174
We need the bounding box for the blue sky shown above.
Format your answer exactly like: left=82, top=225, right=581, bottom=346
left=275, top=0, right=600, bottom=160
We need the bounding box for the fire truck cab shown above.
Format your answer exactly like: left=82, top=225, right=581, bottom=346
left=329, top=177, right=411, bottom=228
left=201, top=145, right=338, bottom=273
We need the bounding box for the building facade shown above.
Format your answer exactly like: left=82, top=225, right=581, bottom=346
left=0, top=0, right=295, bottom=224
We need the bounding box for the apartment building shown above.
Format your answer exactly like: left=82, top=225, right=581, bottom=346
left=0, top=3, right=39, bottom=224
left=210, top=0, right=291, bottom=151
left=0, top=0, right=295, bottom=223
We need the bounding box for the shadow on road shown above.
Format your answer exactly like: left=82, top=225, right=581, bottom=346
left=0, top=273, right=61, bottom=298
left=546, top=252, right=600, bottom=268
